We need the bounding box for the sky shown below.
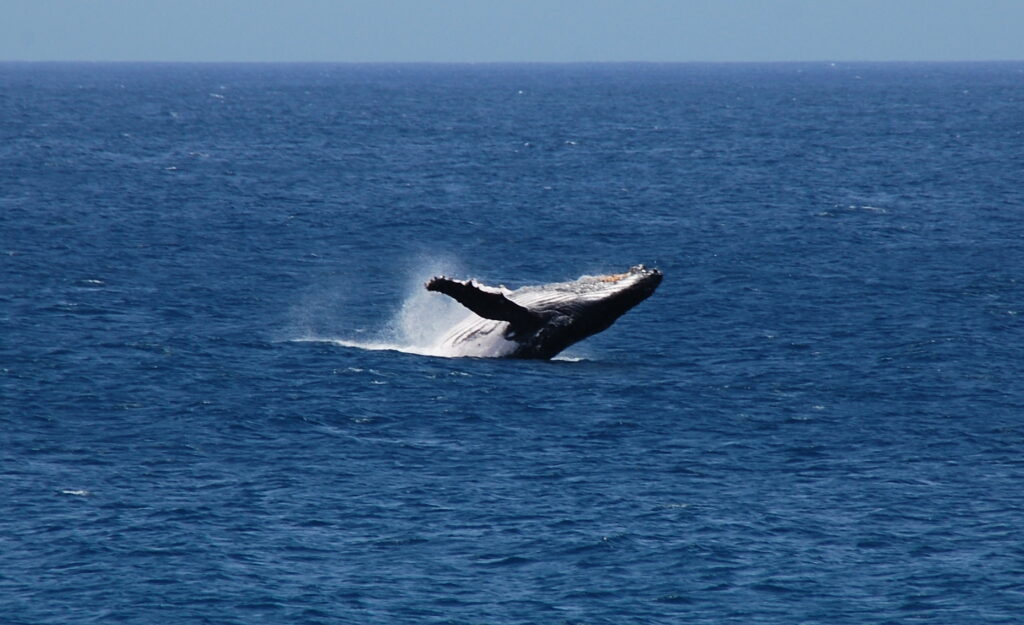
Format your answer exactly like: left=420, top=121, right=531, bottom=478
left=2, top=0, right=1023, bottom=63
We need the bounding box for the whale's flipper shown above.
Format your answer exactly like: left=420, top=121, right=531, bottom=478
left=426, top=276, right=543, bottom=329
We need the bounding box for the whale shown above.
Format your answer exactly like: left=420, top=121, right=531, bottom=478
left=425, top=265, right=662, bottom=359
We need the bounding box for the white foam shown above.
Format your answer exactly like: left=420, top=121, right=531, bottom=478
left=294, top=336, right=451, bottom=358
left=552, top=354, right=587, bottom=362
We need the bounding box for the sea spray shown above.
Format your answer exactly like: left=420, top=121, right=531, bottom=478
left=384, top=278, right=471, bottom=355
left=289, top=256, right=475, bottom=357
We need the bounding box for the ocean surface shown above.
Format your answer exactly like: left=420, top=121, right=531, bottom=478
left=2, top=62, right=1024, bottom=624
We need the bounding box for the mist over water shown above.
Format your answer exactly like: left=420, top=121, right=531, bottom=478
left=290, top=257, right=475, bottom=357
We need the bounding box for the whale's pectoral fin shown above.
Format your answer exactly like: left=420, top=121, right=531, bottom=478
left=426, top=276, right=542, bottom=329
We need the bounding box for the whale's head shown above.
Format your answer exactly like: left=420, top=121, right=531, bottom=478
left=520, top=264, right=663, bottom=357
left=587, top=264, right=663, bottom=303
left=559, top=265, right=662, bottom=313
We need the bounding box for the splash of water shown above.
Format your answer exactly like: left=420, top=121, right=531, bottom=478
left=386, top=277, right=472, bottom=355
left=290, top=257, right=476, bottom=358
left=321, top=283, right=473, bottom=357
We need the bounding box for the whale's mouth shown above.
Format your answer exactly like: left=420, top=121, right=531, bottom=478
left=548, top=265, right=662, bottom=298
left=596, top=264, right=662, bottom=285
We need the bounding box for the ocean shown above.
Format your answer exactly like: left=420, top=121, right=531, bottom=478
left=2, top=62, right=1023, bottom=624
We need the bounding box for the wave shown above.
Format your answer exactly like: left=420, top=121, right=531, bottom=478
left=291, top=336, right=453, bottom=358
left=294, top=335, right=588, bottom=361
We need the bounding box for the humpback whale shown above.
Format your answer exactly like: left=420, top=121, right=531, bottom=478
left=425, top=265, right=662, bottom=359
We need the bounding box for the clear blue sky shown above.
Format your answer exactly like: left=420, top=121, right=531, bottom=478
left=3, top=0, right=1023, bottom=63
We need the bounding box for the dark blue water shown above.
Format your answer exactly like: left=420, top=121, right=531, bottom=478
left=3, top=62, right=1024, bottom=624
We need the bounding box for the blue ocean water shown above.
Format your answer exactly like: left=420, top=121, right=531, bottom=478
left=2, top=61, right=1024, bottom=624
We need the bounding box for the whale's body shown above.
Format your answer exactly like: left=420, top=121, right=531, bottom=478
left=425, top=265, right=662, bottom=359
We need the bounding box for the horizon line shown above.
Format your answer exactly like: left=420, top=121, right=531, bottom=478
left=3, top=58, right=1023, bottom=65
